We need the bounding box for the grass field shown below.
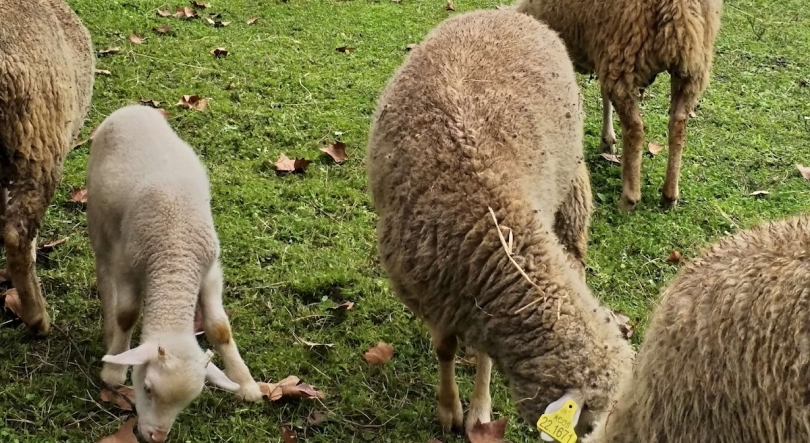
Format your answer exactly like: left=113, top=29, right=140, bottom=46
left=1, top=0, right=809, bottom=441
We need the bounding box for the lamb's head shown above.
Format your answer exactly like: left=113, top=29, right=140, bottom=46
left=102, top=334, right=240, bottom=443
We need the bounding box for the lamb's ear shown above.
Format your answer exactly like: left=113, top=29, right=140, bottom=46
left=540, top=391, right=584, bottom=442
left=102, top=343, right=158, bottom=366
left=205, top=362, right=240, bottom=392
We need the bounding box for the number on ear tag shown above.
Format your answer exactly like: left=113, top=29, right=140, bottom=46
left=537, top=399, right=578, bottom=443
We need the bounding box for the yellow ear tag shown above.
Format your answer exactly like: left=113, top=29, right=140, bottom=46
left=537, top=399, right=578, bottom=443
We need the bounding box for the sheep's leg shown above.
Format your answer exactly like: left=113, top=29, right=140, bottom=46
left=100, top=263, right=141, bottom=387
left=4, top=179, right=51, bottom=335
left=608, top=84, right=644, bottom=212
left=464, top=349, right=492, bottom=434
left=599, top=93, right=617, bottom=154
left=431, top=327, right=463, bottom=432
left=553, top=161, right=592, bottom=278
left=661, top=74, right=702, bottom=210
left=199, top=261, right=262, bottom=402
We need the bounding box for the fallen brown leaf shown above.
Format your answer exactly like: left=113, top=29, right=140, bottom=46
left=329, top=301, right=355, bottom=311
left=665, top=250, right=682, bottom=263
left=176, top=95, right=209, bottom=111
left=175, top=6, right=198, bottom=19
left=648, top=142, right=665, bottom=155
left=39, top=237, right=69, bottom=253
left=98, top=47, right=120, bottom=57
left=307, top=410, right=329, bottom=426
left=749, top=190, right=769, bottom=197
left=100, top=386, right=135, bottom=411
left=211, top=47, right=228, bottom=58
left=129, top=34, right=145, bottom=45
left=406, top=43, right=418, bottom=51
left=258, top=375, right=325, bottom=402
left=797, top=164, right=810, bottom=180
left=321, top=141, right=348, bottom=164
left=97, top=417, right=138, bottom=443
left=364, top=341, right=394, bottom=365
left=612, top=311, right=634, bottom=339
left=281, top=427, right=298, bottom=443
left=70, top=188, right=88, bottom=204
left=139, top=98, right=162, bottom=108
left=153, top=24, right=171, bottom=34
left=336, top=46, right=356, bottom=53
left=468, top=418, right=510, bottom=443
left=191, top=0, right=211, bottom=7
left=2, top=288, right=21, bottom=319
left=156, top=8, right=173, bottom=17
left=600, top=153, right=621, bottom=164
left=274, top=153, right=311, bottom=174
left=446, top=0, right=455, bottom=10
left=94, top=69, right=112, bottom=76
left=206, top=17, right=231, bottom=27
left=246, top=16, right=259, bottom=25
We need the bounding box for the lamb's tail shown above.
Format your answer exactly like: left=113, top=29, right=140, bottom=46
left=657, top=0, right=722, bottom=81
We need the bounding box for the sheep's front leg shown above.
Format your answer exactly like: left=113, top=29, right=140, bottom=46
left=431, top=327, right=463, bottom=432
left=199, top=261, right=262, bottom=402
left=607, top=83, right=644, bottom=212
left=661, top=74, right=703, bottom=210
left=464, top=348, right=492, bottom=434
left=599, top=93, right=617, bottom=154
left=100, top=264, right=141, bottom=387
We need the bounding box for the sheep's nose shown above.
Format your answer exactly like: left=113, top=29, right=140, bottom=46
left=149, top=430, right=167, bottom=443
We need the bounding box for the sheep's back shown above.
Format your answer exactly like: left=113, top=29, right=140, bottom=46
left=620, top=216, right=810, bottom=443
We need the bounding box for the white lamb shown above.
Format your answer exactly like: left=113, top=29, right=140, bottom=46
left=87, top=105, right=262, bottom=443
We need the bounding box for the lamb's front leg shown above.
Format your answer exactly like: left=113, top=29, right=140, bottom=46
left=199, top=261, right=262, bottom=401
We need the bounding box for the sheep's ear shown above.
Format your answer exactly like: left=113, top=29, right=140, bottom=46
left=205, top=362, right=240, bottom=392
left=102, top=343, right=157, bottom=366
left=540, top=391, right=583, bottom=442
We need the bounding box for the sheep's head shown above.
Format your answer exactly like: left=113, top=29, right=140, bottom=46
left=102, top=335, right=240, bottom=443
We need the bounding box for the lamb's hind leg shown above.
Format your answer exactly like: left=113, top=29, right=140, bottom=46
left=661, top=73, right=704, bottom=210
left=4, top=178, right=51, bottom=335
left=199, top=260, right=262, bottom=402
left=431, top=326, right=463, bottom=432
left=553, top=160, right=592, bottom=278
left=464, top=348, right=492, bottom=434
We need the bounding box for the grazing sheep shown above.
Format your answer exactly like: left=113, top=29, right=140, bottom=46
left=87, top=105, right=262, bottom=443
left=585, top=215, right=810, bottom=443
left=0, top=0, right=95, bottom=334
left=367, top=9, right=633, bottom=435
left=515, top=0, right=723, bottom=210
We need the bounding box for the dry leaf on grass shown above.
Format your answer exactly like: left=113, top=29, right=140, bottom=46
left=612, top=311, right=634, bottom=339
left=70, top=188, right=88, bottom=204
left=797, top=164, right=810, bottom=180
left=281, top=427, right=298, bottom=443
left=329, top=301, right=355, bottom=311
left=446, top=0, right=456, bottom=10
left=100, top=386, right=135, bottom=411
left=153, top=24, right=171, bottom=34
left=258, top=375, right=325, bottom=402
left=98, top=47, right=120, bottom=57
left=211, top=47, right=228, bottom=58
left=406, top=43, right=418, bottom=51
left=274, top=154, right=311, bottom=174
left=139, top=98, right=162, bottom=108
left=191, top=0, right=211, bottom=7
left=206, top=17, right=231, bottom=27
left=129, top=34, right=145, bottom=45
left=95, top=69, right=112, bottom=76
left=97, top=417, right=138, bottom=443
left=364, top=341, right=394, bottom=365
left=665, top=250, right=682, bottom=263
left=175, top=6, right=198, bottom=19
left=176, top=95, right=209, bottom=111
left=156, top=8, right=173, bottom=17
left=749, top=190, right=769, bottom=197
left=39, top=237, right=69, bottom=253
left=246, top=16, right=259, bottom=24
left=336, top=46, right=356, bottom=53
left=648, top=142, right=665, bottom=155
left=307, top=411, right=329, bottom=426
left=321, top=141, right=348, bottom=164
left=2, top=288, right=21, bottom=319
left=600, top=153, right=621, bottom=164
left=468, top=418, right=510, bottom=443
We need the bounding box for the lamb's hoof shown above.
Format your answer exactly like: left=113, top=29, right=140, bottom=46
left=464, top=405, right=492, bottom=435
left=237, top=381, right=264, bottom=402
left=617, top=195, right=638, bottom=212
left=437, top=398, right=463, bottom=432
left=101, top=363, right=128, bottom=387
left=22, top=310, right=50, bottom=337
left=660, top=193, right=678, bottom=211
left=599, top=137, right=616, bottom=154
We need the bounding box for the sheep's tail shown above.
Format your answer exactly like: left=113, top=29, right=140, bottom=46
left=657, top=0, right=722, bottom=81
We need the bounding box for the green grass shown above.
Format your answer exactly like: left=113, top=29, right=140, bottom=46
left=1, top=0, right=809, bottom=441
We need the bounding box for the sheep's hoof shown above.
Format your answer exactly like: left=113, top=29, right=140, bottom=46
left=617, top=195, right=638, bottom=212
left=599, top=137, right=617, bottom=154
left=101, top=363, right=128, bottom=387
left=464, top=405, right=492, bottom=435
left=22, top=311, right=50, bottom=337
left=660, top=193, right=678, bottom=211
left=437, top=398, right=463, bottom=432
left=237, top=381, right=264, bottom=402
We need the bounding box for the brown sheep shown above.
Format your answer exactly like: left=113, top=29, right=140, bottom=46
left=515, top=0, right=723, bottom=211
left=0, top=0, right=95, bottom=334
left=367, top=9, right=633, bottom=436
left=585, top=215, right=810, bottom=443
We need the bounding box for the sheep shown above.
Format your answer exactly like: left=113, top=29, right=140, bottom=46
left=514, top=0, right=723, bottom=211
left=366, top=9, right=633, bottom=436
left=583, top=215, right=810, bottom=443
left=87, top=105, right=262, bottom=443
left=0, top=0, right=95, bottom=334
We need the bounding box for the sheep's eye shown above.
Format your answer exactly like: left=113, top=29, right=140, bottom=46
left=144, top=385, right=152, bottom=394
